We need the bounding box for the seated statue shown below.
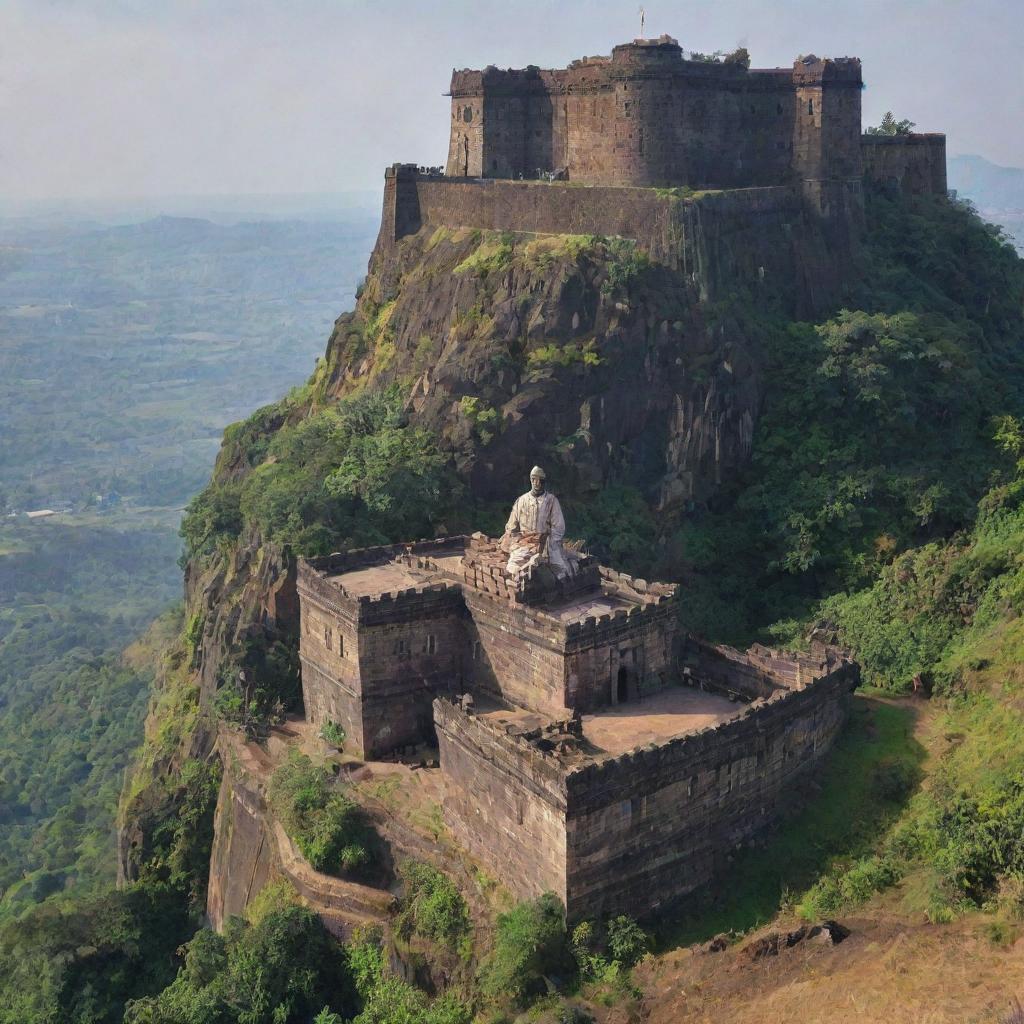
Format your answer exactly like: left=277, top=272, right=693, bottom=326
left=502, top=465, right=574, bottom=579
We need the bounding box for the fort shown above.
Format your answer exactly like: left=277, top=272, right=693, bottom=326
left=379, top=36, right=946, bottom=259
left=296, top=530, right=858, bottom=920
left=208, top=36, right=939, bottom=927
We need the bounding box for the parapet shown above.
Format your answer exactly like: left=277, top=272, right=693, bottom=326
left=297, top=537, right=468, bottom=624
left=568, top=641, right=859, bottom=789
left=792, top=54, right=863, bottom=85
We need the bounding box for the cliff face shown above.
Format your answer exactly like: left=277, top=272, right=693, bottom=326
left=118, top=187, right=855, bottom=885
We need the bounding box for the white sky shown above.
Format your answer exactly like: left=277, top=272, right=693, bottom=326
left=2, top=0, right=1021, bottom=201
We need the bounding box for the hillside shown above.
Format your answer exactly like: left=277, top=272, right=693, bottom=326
left=1, top=177, right=1021, bottom=1023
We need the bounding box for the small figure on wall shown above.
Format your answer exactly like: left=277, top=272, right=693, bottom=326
left=502, top=465, right=574, bottom=579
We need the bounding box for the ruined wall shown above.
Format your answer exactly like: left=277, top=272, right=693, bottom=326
left=563, top=662, right=859, bottom=920
left=862, top=133, right=947, bottom=197
left=435, top=698, right=568, bottom=904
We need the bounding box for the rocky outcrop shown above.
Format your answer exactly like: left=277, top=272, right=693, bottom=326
left=119, top=184, right=855, bottom=885
left=208, top=726, right=395, bottom=936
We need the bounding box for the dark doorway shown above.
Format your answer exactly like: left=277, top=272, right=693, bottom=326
left=617, top=666, right=629, bottom=704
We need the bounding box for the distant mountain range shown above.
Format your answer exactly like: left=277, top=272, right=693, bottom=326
left=949, top=154, right=1024, bottom=250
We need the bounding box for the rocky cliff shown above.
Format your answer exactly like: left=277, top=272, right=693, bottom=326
left=117, top=185, right=858, bottom=888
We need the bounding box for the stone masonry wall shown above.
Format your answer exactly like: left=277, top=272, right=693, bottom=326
left=434, top=698, right=568, bottom=905
left=862, top=133, right=947, bottom=197
left=434, top=655, right=858, bottom=923
left=462, top=589, right=574, bottom=716
left=563, top=661, right=859, bottom=920
left=298, top=545, right=468, bottom=757
left=355, top=603, right=468, bottom=755
left=380, top=168, right=852, bottom=312
left=446, top=43, right=863, bottom=191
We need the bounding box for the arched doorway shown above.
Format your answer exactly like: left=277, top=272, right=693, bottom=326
left=617, top=666, right=629, bottom=704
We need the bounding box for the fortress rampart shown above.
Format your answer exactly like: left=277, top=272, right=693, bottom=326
left=378, top=167, right=859, bottom=310
left=862, top=133, right=947, bottom=197
left=436, top=643, right=859, bottom=920
left=445, top=39, right=863, bottom=193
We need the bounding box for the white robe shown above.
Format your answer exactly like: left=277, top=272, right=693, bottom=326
left=504, top=489, right=572, bottom=578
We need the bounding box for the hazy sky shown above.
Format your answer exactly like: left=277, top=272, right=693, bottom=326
left=2, top=0, right=1021, bottom=201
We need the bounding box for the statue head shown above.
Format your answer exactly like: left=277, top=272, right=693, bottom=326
left=529, top=465, right=546, bottom=496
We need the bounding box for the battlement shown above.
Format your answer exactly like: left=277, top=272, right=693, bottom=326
left=297, top=537, right=467, bottom=624
left=791, top=54, right=863, bottom=85
left=444, top=37, right=866, bottom=190
left=436, top=639, right=859, bottom=919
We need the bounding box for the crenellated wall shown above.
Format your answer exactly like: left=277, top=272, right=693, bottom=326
left=445, top=40, right=863, bottom=192
left=298, top=541, right=469, bottom=757
left=435, top=647, right=859, bottom=922
left=434, top=697, right=569, bottom=904
left=563, top=658, right=858, bottom=920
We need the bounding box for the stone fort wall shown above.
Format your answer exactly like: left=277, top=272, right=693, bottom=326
left=378, top=167, right=859, bottom=311
left=563, top=661, right=857, bottom=920
left=445, top=41, right=863, bottom=191
left=861, top=133, right=947, bottom=197
left=436, top=652, right=859, bottom=922
left=298, top=541, right=470, bottom=758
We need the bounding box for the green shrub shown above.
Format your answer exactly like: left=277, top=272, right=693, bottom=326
left=352, top=976, right=472, bottom=1024
left=268, top=751, right=374, bottom=876
left=123, top=892, right=353, bottom=1024
left=570, top=915, right=649, bottom=982
left=479, top=892, right=568, bottom=1006
left=526, top=340, right=601, bottom=370
left=605, top=915, right=649, bottom=966
left=396, top=861, right=469, bottom=946
left=319, top=720, right=347, bottom=749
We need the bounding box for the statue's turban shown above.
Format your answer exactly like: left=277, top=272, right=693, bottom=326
left=530, top=465, right=546, bottom=480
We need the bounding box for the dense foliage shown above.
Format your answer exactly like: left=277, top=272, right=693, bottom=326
left=395, top=861, right=469, bottom=948
left=479, top=892, right=570, bottom=1006
left=182, top=386, right=456, bottom=561
left=0, top=883, right=196, bottom=1024
left=796, top=432, right=1024, bottom=923
left=122, top=888, right=354, bottom=1024
left=673, top=192, right=1024, bottom=642
left=267, top=750, right=375, bottom=876
left=0, top=522, right=180, bottom=916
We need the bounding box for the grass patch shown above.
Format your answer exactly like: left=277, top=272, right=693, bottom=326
left=655, top=694, right=923, bottom=947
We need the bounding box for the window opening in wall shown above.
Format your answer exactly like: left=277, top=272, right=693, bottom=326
left=687, top=777, right=696, bottom=798
left=338, top=635, right=345, bottom=659
left=808, top=98, right=814, bottom=115
left=472, top=640, right=481, bottom=661
left=324, top=626, right=332, bottom=650
left=394, top=638, right=409, bottom=656
left=617, top=666, right=629, bottom=703
left=424, top=634, right=437, bottom=655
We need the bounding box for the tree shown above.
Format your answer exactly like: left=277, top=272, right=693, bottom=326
left=866, top=111, right=916, bottom=136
